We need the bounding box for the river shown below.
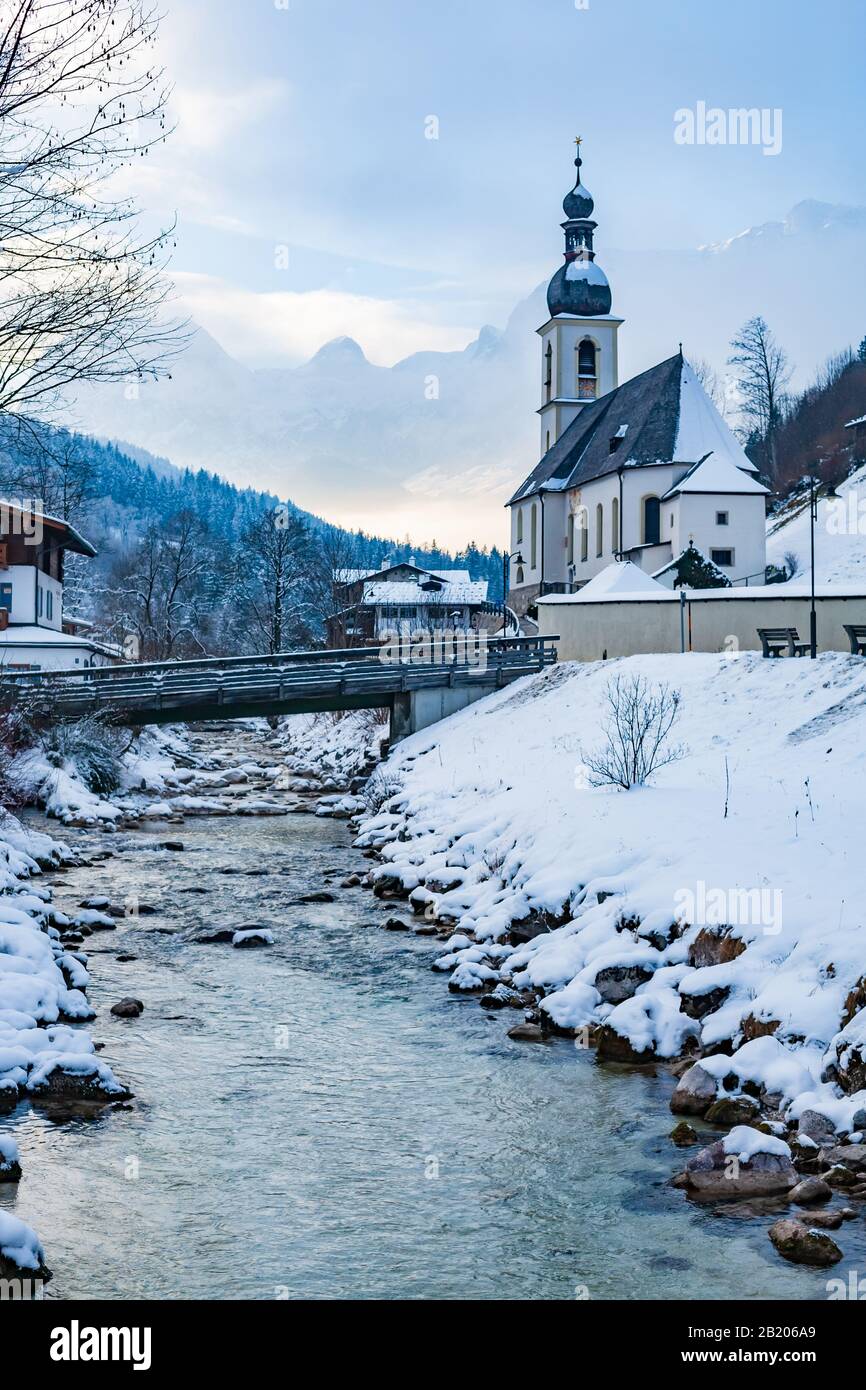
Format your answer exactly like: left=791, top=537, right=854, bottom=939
left=4, top=806, right=862, bottom=1300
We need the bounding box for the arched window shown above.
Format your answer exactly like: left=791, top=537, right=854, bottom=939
left=516, top=507, right=523, bottom=544
left=643, top=496, right=661, bottom=546
left=544, top=342, right=553, bottom=403
left=567, top=512, right=575, bottom=565
left=611, top=496, right=619, bottom=553
left=577, top=338, right=598, bottom=400
left=516, top=566, right=524, bottom=585
left=580, top=513, right=588, bottom=562
left=530, top=503, right=537, bottom=569
left=596, top=502, right=604, bottom=557
left=545, top=430, right=551, bottom=453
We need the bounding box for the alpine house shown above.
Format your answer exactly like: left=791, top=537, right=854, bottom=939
left=506, top=143, right=769, bottom=614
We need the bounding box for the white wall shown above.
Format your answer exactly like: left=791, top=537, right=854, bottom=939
left=0, top=640, right=112, bottom=671
left=675, top=493, right=767, bottom=585
left=3, top=566, right=64, bottom=628
left=538, top=590, right=866, bottom=662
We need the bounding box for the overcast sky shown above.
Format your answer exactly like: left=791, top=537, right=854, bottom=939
left=137, top=0, right=865, bottom=367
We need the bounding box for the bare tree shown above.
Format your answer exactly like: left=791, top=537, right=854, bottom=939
left=0, top=0, right=184, bottom=417
left=0, top=416, right=95, bottom=519
left=306, top=525, right=367, bottom=647
left=103, top=511, right=210, bottom=660
left=691, top=358, right=727, bottom=415
left=581, top=674, right=685, bottom=790
left=238, top=506, right=312, bottom=655
left=727, top=316, right=793, bottom=479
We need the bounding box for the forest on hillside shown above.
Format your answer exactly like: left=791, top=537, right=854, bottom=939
left=0, top=418, right=505, bottom=660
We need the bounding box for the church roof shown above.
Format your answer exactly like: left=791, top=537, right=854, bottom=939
left=508, top=354, right=761, bottom=504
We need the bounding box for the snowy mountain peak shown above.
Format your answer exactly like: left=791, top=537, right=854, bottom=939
left=304, top=336, right=370, bottom=368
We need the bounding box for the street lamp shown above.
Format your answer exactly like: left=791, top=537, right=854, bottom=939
left=502, top=550, right=525, bottom=636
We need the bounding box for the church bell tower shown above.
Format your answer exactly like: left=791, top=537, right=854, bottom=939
left=537, top=140, right=623, bottom=456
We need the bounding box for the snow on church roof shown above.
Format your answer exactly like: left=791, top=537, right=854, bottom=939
left=509, top=354, right=763, bottom=505
left=673, top=361, right=760, bottom=477
left=662, top=452, right=769, bottom=498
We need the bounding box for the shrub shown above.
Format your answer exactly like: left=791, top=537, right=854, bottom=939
left=581, top=674, right=685, bottom=790
left=40, top=716, right=126, bottom=795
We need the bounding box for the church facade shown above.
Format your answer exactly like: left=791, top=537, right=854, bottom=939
left=506, top=145, right=769, bottom=614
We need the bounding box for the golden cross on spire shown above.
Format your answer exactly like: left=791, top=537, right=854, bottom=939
left=574, top=136, right=583, bottom=148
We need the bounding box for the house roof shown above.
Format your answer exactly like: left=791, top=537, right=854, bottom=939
left=661, top=453, right=769, bottom=498
left=0, top=625, right=120, bottom=655
left=362, top=578, right=488, bottom=606
left=573, top=560, right=666, bottom=599
left=508, top=354, right=760, bottom=504
left=0, top=499, right=97, bottom=557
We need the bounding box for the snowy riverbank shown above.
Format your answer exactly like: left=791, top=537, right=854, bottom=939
left=353, top=652, right=866, bottom=1253
left=0, top=712, right=383, bottom=1282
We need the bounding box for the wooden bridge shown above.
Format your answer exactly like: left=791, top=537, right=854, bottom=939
left=0, top=636, right=558, bottom=741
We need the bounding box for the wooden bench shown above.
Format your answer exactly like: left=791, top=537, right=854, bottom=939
left=757, top=627, right=810, bottom=658
left=843, top=623, right=866, bottom=656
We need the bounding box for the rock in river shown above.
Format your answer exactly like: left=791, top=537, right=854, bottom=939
left=768, top=1218, right=842, bottom=1266
left=111, top=998, right=144, bottom=1018
left=232, top=928, right=274, bottom=948
left=670, top=1062, right=717, bottom=1116
left=680, top=1128, right=797, bottom=1198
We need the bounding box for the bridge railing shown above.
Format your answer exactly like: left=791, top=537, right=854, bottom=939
left=0, top=634, right=556, bottom=685
left=0, top=635, right=559, bottom=712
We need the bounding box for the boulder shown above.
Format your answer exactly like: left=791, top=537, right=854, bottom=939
left=797, top=1110, right=838, bottom=1145
left=593, top=963, right=653, bottom=1005
left=824, top=1164, right=858, bottom=1189
left=670, top=1063, right=717, bottom=1116
left=232, top=929, right=274, bottom=948
left=669, top=1121, right=699, bottom=1147
left=596, top=1026, right=656, bottom=1064
left=340, top=875, right=362, bottom=888
left=822, top=1144, right=866, bottom=1172
left=800, top=1209, right=843, bottom=1230
left=291, top=891, right=335, bottom=904
left=679, top=986, right=729, bottom=1021
left=194, top=929, right=235, bottom=944
left=110, top=998, right=144, bottom=1018
left=507, top=1022, right=546, bottom=1042
left=683, top=1135, right=797, bottom=1197
left=789, top=1176, right=832, bottom=1205
left=687, top=927, right=746, bottom=969
left=384, top=917, right=411, bottom=932
left=768, top=1219, right=842, bottom=1266
left=704, top=1095, right=760, bottom=1127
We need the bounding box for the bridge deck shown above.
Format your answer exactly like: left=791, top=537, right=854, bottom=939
left=0, top=637, right=557, bottom=726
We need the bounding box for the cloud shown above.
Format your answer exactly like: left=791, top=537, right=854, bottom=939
left=170, top=80, right=290, bottom=152
left=171, top=272, right=476, bottom=366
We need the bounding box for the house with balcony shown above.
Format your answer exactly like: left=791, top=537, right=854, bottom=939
left=326, top=560, right=490, bottom=646
left=0, top=500, right=120, bottom=670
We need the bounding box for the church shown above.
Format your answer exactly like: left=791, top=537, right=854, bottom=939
left=506, top=143, right=769, bottom=616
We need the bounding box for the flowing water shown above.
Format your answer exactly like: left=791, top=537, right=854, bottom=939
left=3, top=809, right=863, bottom=1301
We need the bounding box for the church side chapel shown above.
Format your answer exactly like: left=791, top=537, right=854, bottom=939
left=506, top=142, right=770, bottom=617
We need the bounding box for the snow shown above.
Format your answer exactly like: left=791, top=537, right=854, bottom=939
left=572, top=560, right=666, bottom=599
left=664, top=452, right=769, bottom=496
left=0, top=810, right=129, bottom=1270
left=565, top=258, right=609, bottom=286
left=722, top=1126, right=791, bottom=1162
left=355, top=651, right=866, bottom=1132
left=676, top=361, right=760, bottom=473
left=767, top=460, right=866, bottom=587
left=0, top=1210, right=45, bottom=1273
